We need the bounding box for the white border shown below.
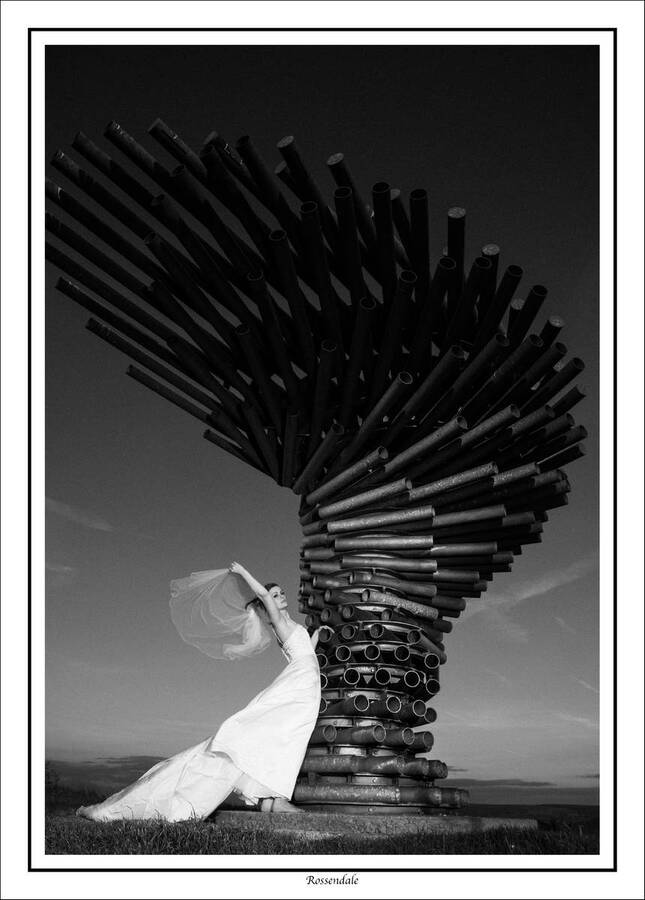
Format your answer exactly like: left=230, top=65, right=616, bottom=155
left=1, top=2, right=643, bottom=898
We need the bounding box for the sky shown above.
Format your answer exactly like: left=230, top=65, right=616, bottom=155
left=44, top=43, right=600, bottom=805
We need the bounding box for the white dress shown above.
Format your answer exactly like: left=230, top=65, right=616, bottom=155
left=76, top=624, right=320, bottom=822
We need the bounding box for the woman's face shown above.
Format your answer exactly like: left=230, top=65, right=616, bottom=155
left=268, top=585, right=288, bottom=610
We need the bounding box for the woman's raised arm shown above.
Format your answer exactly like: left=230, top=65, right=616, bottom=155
left=229, top=562, right=281, bottom=625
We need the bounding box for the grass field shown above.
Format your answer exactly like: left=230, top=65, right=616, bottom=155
left=45, top=810, right=599, bottom=856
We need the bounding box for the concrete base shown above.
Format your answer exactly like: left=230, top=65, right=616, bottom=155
left=211, top=810, right=538, bottom=839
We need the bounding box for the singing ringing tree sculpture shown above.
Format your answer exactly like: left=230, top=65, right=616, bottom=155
left=46, top=120, right=587, bottom=815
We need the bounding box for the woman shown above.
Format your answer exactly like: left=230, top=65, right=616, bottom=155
left=76, top=562, right=321, bottom=821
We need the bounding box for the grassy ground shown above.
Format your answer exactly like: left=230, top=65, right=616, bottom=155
left=45, top=813, right=598, bottom=855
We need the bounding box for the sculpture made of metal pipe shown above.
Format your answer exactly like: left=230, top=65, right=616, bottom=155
left=327, top=152, right=377, bottom=256
left=369, top=270, right=417, bottom=403
left=430, top=332, right=510, bottom=422
left=508, top=284, right=548, bottom=346
left=372, top=181, right=397, bottom=305
left=306, top=446, right=388, bottom=506
left=300, top=201, right=346, bottom=351
left=409, top=256, right=457, bottom=375
left=443, top=255, right=493, bottom=348
left=338, top=372, right=414, bottom=465
left=333, top=186, right=367, bottom=304
left=339, top=296, right=377, bottom=426
left=522, top=357, right=586, bottom=413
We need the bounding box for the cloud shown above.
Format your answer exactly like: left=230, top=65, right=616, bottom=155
left=461, top=556, right=596, bottom=643
left=447, top=766, right=468, bottom=772
left=571, top=677, right=599, bottom=695
left=46, top=497, right=114, bottom=532
left=554, top=615, right=578, bottom=635
left=555, top=712, right=598, bottom=731
left=578, top=773, right=600, bottom=780
left=46, top=561, right=78, bottom=588
left=486, top=608, right=530, bottom=643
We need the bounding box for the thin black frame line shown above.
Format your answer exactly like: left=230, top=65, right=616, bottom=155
left=29, top=26, right=615, bottom=33
left=29, top=27, right=617, bottom=874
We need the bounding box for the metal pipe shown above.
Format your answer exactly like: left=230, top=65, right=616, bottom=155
left=199, top=143, right=272, bottom=258
left=339, top=371, right=414, bottom=464
left=309, top=724, right=338, bottom=744
left=369, top=271, right=417, bottom=404
left=470, top=264, right=524, bottom=353
left=389, top=346, right=467, bottom=440
left=334, top=725, right=387, bottom=745
left=409, top=257, right=457, bottom=374
left=327, top=152, right=377, bottom=254
left=430, top=503, right=507, bottom=529
left=351, top=571, right=438, bottom=599
left=527, top=425, right=588, bottom=463
left=73, top=129, right=158, bottom=206
left=361, top=590, right=440, bottom=622
left=539, top=315, right=564, bottom=349
left=277, top=135, right=338, bottom=250
left=382, top=416, right=468, bottom=480
left=409, top=188, right=430, bottom=304
left=431, top=542, right=498, bottom=556
left=479, top=243, right=500, bottom=314
left=334, top=535, right=434, bottom=551
left=201, top=129, right=264, bottom=201
left=319, top=477, right=411, bottom=520
left=522, top=357, right=586, bottom=413
left=306, top=447, right=388, bottom=506
left=281, top=411, right=301, bottom=488
left=443, top=256, right=493, bottom=347
left=339, top=296, right=377, bottom=426
left=268, top=229, right=317, bottom=377
left=235, top=324, right=283, bottom=432
left=340, top=555, right=437, bottom=573
left=235, top=134, right=302, bottom=244
left=293, top=782, right=462, bottom=806
left=293, top=423, right=344, bottom=495
left=539, top=443, right=586, bottom=470
left=307, top=340, right=339, bottom=455
left=446, top=207, right=466, bottom=292
left=372, top=181, right=397, bottom=304
left=241, top=403, right=281, bottom=481
left=327, top=502, right=436, bottom=535
left=551, top=384, right=586, bottom=417
left=508, top=284, right=548, bottom=345
left=408, top=462, right=499, bottom=504
left=333, top=186, right=367, bottom=304
left=104, top=120, right=173, bottom=186
left=429, top=332, right=509, bottom=421
left=463, top=335, right=545, bottom=422
left=46, top=176, right=164, bottom=282
left=378, top=727, right=415, bottom=748
left=300, top=201, right=345, bottom=351
left=50, top=149, right=152, bottom=239
left=496, top=342, right=568, bottom=410
left=389, top=188, right=412, bottom=268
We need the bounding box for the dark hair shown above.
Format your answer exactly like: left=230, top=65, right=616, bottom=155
left=244, top=584, right=280, bottom=613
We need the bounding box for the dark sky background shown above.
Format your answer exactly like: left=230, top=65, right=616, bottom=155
left=45, top=43, right=599, bottom=805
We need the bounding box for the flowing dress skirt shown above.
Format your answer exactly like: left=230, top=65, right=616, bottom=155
left=77, top=626, right=320, bottom=822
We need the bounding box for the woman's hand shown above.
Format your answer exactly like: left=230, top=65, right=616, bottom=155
left=229, top=561, right=245, bottom=576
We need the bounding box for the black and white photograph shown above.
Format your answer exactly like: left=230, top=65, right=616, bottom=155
left=42, top=35, right=602, bottom=850
left=1, top=3, right=643, bottom=898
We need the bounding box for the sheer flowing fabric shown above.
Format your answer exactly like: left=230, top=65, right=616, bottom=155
left=169, top=569, right=272, bottom=660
